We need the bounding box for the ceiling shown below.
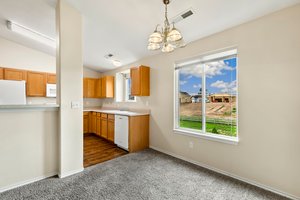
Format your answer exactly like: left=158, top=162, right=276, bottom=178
left=0, top=0, right=299, bottom=72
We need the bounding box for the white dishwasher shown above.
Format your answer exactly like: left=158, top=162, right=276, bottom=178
left=115, top=115, right=129, bottom=150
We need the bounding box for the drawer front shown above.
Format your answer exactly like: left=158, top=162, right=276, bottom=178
left=101, top=113, right=108, bottom=118
left=97, top=113, right=101, bottom=117
left=92, top=112, right=97, bottom=116
left=108, top=114, right=115, bottom=120
left=83, top=112, right=89, bottom=116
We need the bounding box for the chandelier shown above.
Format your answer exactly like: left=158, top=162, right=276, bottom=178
left=147, top=0, right=186, bottom=53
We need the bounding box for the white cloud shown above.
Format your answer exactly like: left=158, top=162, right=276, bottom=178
left=179, top=61, right=235, bottom=78
left=180, top=80, right=187, bottom=85
left=211, top=80, right=237, bottom=94
left=193, top=84, right=201, bottom=88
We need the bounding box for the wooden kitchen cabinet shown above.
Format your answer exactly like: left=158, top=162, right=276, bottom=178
left=96, top=113, right=101, bottom=136
left=95, top=78, right=102, bottom=98
left=0, top=68, right=3, bottom=79
left=83, top=78, right=97, bottom=98
left=4, top=68, right=27, bottom=81
left=129, top=115, right=150, bottom=152
left=101, top=76, right=114, bottom=98
left=83, top=112, right=89, bottom=134
left=101, top=113, right=108, bottom=139
left=26, top=71, right=47, bottom=97
left=90, top=112, right=97, bottom=134
left=130, top=65, right=150, bottom=96
left=107, top=114, right=115, bottom=142
left=47, top=73, right=56, bottom=84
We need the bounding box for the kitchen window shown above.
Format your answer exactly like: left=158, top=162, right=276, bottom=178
left=174, top=49, right=238, bottom=143
left=115, top=70, right=136, bottom=102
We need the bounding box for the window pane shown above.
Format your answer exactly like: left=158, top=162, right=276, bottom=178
left=205, top=57, right=237, bottom=137
left=178, top=65, right=203, bottom=131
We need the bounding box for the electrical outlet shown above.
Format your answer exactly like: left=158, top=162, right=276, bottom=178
left=71, top=101, right=81, bottom=109
left=189, top=141, right=194, bottom=149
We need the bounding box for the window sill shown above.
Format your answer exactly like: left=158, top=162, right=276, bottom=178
left=173, top=128, right=239, bottom=145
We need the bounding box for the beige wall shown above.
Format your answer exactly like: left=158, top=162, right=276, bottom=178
left=0, top=109, right=58, bottom=192
left=102, top=5, right=300, bottom=198
left=0, top=37, right=55, bottom=73
left=56, top=0, right=83, bottom=177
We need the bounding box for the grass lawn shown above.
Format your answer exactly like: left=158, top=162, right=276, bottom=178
left=180, top=120, right=237, bottom=137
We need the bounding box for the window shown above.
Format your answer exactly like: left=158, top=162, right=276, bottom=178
left=174, top=49, right=238, bottom=142
left=115, top=70, right=136, bottom=102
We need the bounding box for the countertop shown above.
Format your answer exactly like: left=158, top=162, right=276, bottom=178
left=83, top=108, right=150, bottom=116
left=0, top=104, right=60, bottom=110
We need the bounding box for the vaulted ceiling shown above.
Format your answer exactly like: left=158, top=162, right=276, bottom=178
left=0, top=0, right=299, bottom=72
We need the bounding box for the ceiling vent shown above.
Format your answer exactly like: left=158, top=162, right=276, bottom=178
left=171, top=8, right=194, bottom=24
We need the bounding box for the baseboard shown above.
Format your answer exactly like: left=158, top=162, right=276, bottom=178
left=0, top=172, right=57, bottom=193
left=58, top=167, right=84, bottom=178
left=150, top=146, right=299, bottom=200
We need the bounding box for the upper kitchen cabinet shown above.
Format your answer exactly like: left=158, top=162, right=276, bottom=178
left=83, top=78, right=97, bottom=98
left=4, top=68, right=27, bottom=81
left=47, top=73, right=56, bottom=84
left=101, top=76, right=114, bottom=98
left=0, top=68, right=3, bottom=79
left=26, top=71, right=47, bottom=97
left=95, top=78, right=102, bottom=98
left=130, top=65, right=150, bottom=96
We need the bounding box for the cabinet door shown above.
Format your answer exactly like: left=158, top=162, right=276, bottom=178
left=95, top=79, right=102, bottom=98
left=108, top=119, right=114, bottom=142
left=96, top=114, right=101, bottom=136
left=26, top=71, right=47, bottom=97
left=101, top=77, right=106, bottom=98
left=101, top=118, right=108, bottom=139
left=0, top=68, right=3, bottom=79
left=101, top=76, right=114, bottom=98
left=83, top=115, right=89, bottom=134
left=47, top=73, right=56, bottom=84
left=83, top=78, right=88, bottom=98
left=91, top=112, right=97, bottom=134
left=130, top=68, right=140, bottom=96
left=88, top=79, right=96, bottom=98
left=4, top=68, right=27, bottom=81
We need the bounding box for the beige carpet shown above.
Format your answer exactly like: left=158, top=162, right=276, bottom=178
left=0, top=149, right=289, bottom=200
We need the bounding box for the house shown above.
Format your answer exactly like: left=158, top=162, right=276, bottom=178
left=179, top=91, right=191, bottom=103
left=0, top=0, right=300, bottom=199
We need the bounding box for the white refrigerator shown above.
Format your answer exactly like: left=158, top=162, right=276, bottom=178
left=0, top=80, right=26, bottom=105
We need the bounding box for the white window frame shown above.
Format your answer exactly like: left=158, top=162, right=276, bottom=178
left=174, top=48, right=239, bottom=145
left=125, top=78, right=136, bottom=102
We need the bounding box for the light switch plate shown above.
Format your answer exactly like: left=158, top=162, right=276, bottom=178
left=71, top=101, right=81, bottom=109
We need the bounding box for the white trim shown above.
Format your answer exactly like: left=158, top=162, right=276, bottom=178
left=0, top=172, right=57, bottom=193
left=174, top=128, right=239, bottom=145
left=149, top=146, right=299, bottom=200
left=58, top=167, right=84, bottom=178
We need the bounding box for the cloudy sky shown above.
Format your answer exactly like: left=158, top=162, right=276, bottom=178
left=179, top=57, right=237, bottom=95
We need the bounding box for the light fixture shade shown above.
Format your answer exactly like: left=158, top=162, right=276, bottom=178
left=147, top=42, right=161, bottom=50
left=148, top=31, right=163, bottom=43
left=112, top=60, right=122, bottom=67
left=171, top=38, right=186, bottom=48
left=161, top=43, right=174, bottom=53
left=167, top=27, right=182, bottom=42
left=7, top=21, right=56, bottom=48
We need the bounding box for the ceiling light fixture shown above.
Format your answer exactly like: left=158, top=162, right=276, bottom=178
left=147, top=0, right=186, bottom=53
left=6, top=20, right=56, bottom=48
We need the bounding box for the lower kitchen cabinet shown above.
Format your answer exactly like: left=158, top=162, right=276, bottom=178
left=90, top=112, right=97, bottom=133
left=107, top=114, right=115, bottom=142
left=83, top=112, right=89, bottom=134
left=96, top=113, right=101, bottom=136
left=129, top=115, right=149, bottom=152
left=83, top=111, right=149, bottom=153
left=101, top=113, right=108, bottom=139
